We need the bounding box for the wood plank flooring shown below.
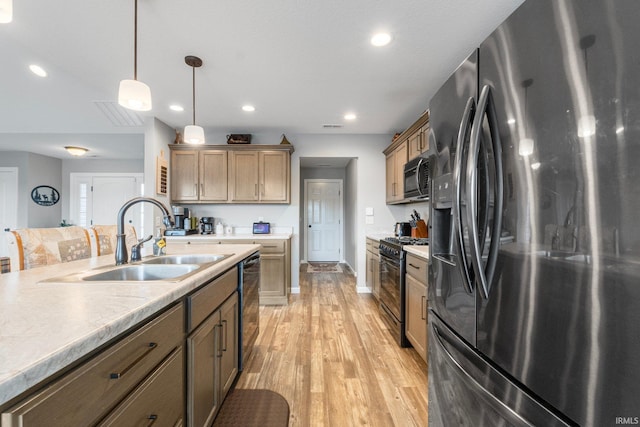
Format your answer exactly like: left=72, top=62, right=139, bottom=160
left=234, top=266, right=428, bottom=426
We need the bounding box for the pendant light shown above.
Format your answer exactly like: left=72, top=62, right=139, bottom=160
left=0, top=0, right=12, bottom=23
left=118, top=0, right=152, bottom=111
left=184, top=55, right=205, bottom=144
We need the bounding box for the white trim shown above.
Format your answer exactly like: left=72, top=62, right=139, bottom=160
left=356, top=287, right=372, bottom=294
left=303, top=178, right=344, bottom=262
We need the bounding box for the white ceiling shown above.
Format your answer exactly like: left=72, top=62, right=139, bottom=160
left=0, top=0, right=524, bottom=159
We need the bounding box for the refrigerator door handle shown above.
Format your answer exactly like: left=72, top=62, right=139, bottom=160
left=452, top=96, right=476, bottom=294
left=467, top=85, right=504, bottom=299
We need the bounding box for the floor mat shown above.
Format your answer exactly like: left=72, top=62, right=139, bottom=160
left=307, top=262, right=343, bottom=273
left=213, top=389, right=290, bottom=426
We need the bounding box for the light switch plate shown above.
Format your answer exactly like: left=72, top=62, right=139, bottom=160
left=365, top=207, right=374, bottom=216
left=365, top=216, right=374, bottom=224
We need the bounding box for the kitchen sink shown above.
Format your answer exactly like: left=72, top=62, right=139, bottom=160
left=40, top=253, right=232, bottom=283
left=81, top=264, right=201, bottom=281
left=141, top=254, right=229, bottom=265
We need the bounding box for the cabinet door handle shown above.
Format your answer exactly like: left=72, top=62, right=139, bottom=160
left=261, top=183, right=265, bottom=196
left=146, top=415, right=158, bottom=426
left=194, top=183, right=198, bottom=196
left=255, top=183, right=258, bottom=197
left=421, top=296, right=427, bottom=320
left=222, top=319, right=228, bottom=352
left=214, top=324, right=223, bottom=358
left=110, top=342, right=157, bottom=379
left=409, top=263, right=420, bottom=270
left=200, top=183, right=204, bottom=195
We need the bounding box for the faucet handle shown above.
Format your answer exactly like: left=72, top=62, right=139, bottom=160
left=131, top=235, right=153, bottom=262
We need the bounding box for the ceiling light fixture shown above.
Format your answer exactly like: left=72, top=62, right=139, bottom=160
left=118, top=0, right=152, bottom=111
left=169, top=104, right=184, bottom=112
left=371, top=32, right=392, bottom=47
left=184, top=55, right=205, bottom=145
left=0, top=0, right=12, bottom=23
left=242, top=105, right=255, bottom=112
left=65, top=146, right=89, bottom=156
left=344, top=113, right=357, bottom=121
left=29, top=65, right=47, bottom=77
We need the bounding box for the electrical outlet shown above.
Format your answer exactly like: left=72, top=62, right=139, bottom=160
left=258, top=216, right=264, bottom=222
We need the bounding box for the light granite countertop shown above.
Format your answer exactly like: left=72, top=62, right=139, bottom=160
left=0, top=243, right=259, bottom=406
left=404, top=245, right=430, bottom=259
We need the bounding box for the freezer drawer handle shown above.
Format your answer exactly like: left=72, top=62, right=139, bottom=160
left=432, top=323, right=530, bottom=426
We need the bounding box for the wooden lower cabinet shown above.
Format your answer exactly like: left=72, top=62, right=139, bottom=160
left=405, top=253, right=428, bottom=363
left=365, top=238, right=380, bottom=300
left=98, top=347, right=185, bottom=427
left=187, top=271, right=239, bottom=427
left=167, top=238, right=291, bottom=305
left=1, top=304, right=185, bottom=427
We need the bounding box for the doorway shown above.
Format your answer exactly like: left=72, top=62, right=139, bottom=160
left=304, top=179, right=343, bottom=262
left=0, top=167, right=18, bottom=258
left=70, top=173, right=144, bottom=235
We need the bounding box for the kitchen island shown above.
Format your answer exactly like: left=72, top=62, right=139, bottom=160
left=0, top=243, right=259, bottom=422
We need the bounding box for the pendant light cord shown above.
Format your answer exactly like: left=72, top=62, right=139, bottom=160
left=134, top=0, right=138, bottom=80
left=192, top=65, right=196, bottom=125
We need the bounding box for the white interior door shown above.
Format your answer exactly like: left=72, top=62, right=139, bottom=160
left=0, top=168, right=18, bottom=258
left=70, top=173, right=144, bottom=236
left=306, top=180, right=343, bottom=262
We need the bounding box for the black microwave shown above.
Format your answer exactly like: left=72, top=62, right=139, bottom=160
left=404, top=156, right=430, bottom=200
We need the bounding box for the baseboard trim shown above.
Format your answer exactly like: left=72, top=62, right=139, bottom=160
left=356, top=286, right=372, bottom=294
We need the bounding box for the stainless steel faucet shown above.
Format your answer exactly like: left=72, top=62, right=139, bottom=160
left=115, top=197, right=174, bottom=265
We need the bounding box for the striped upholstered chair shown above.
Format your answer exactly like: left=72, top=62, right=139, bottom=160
left=88, top=224, right=138, bottom=257
left=6, top=226, right=93, bottom=271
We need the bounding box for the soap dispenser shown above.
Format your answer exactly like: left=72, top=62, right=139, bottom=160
left=153, top=227, right=166, bottom=256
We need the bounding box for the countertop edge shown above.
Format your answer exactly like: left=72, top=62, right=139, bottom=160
left=0, top=244, right=260, bottom=406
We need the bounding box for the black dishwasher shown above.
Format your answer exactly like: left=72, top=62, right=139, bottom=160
left=239, top=252, right=260, bottom=370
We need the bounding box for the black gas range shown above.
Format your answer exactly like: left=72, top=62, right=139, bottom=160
left=378, top=236, right=429, bottom=347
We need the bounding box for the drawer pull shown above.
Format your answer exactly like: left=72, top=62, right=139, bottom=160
left=421, top=296, right=427, bottom=320
left=146, top=414, right=158, bottom=426
left=110, top=342, right=158, bottom=379
left=409, top=263, right=421, bottom=270
left=263, top=245, right=277, bottom=248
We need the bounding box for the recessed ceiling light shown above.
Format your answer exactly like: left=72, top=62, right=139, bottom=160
left=169, top=104, right=184, bottom=112
left=616, top=126, right=624, bottom=134
left=371, top=32, right=392, bottom=47
left=507, top=118, right=516, bottom=125
left=344, top=113, right=357, bottom=121
left=531, top=162, right=541, bottom=170
left=242, top=105, right=256, bottom=112
left=29, top=64, right=47, bottom=77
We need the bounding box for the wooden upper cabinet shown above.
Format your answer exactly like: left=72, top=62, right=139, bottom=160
left=230, top=151, right=259, bottom=202
left=385, top=141, right=407, bottom=203
left=169, top=145, right=293, bottom=204
left=171, top=150, right=199, bottom=201
left=408, top=125, right=430, bottom=160
left=200, top=150, right=228, bottom=201
left=260, top=151, right=289, bottom=202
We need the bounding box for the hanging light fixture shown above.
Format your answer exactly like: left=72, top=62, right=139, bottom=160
left=118, top=0, right=152, bottom=111
left=0, top=0, right=12, bottom=23
left=184, top=55, right=205, bottom=144
left=65, top=146, right=89, bottom=156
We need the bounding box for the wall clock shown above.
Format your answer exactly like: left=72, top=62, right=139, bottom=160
left=31, top=185, right=60, bottom=206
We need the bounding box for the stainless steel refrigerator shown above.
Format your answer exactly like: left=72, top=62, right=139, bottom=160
left=428, top=1, right=640, bottom=426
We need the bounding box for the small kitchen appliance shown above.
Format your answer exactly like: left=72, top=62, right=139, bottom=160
left=394, top=222, right=411, bottom=237
left=200, top=217, right=215, bottom=234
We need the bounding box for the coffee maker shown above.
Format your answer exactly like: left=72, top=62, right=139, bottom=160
left=200, top=217, right=215, bottom=234
left=164, top=206, right=198, bottom=236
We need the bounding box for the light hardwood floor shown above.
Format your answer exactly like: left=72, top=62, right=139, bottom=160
left=234, top=265, right=428, bottom=426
